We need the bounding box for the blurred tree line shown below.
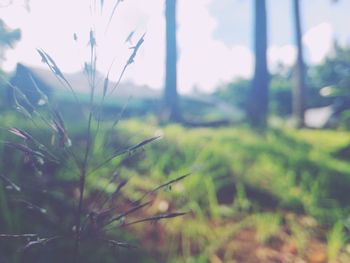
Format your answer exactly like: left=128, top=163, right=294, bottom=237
left=1, top=0, right=349, bottom=128
left=214, top=44, right=350, bottom=121
left=0, top=19, right=20, bottom=108
left=164, top=0, right=348, bottom=128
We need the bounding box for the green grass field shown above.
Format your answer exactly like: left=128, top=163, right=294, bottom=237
left=2, top=112, right=350, bottom=262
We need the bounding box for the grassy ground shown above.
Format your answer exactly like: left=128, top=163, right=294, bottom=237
left=2, top=113, right=350, bottom=262
left=108, top=120, right=350, bottom=262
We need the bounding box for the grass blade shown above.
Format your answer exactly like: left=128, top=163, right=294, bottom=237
left=105, top=0, right=124, bottom=33
left=135, top=173, right=191, bottom=204
left=28, top=74, right=49, bottom=106
left=15, top=199, right=47, bottom=214
left=109, top=33, right=145, bottom=94
left=20, top=236, right=61, bottom=252
left=104, top=201, right=152, bottom=227
left=8, top=128, right=59, bottom=163
left=125, top=30, right=135, bottom=44
left=0, top=234, right=38, bottom=239
left=0, top=174, right=21, bottom=192
left=104, top=239, right=137, bottom=249
left=90, top=136, right=161, bottom=174
left=37, top=48, right=81, bottom=106
left=96, top=179, right=128, bottom=213
left=122, top=212, right=188, bottom=227
left=128, top=136, right=160, bottom=152
left=4, top=142, right=45, bottom=159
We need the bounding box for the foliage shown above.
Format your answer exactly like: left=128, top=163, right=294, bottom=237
left=214, top=44, right=350, bottom=121
left=2, top=113, right=350, bottom=261
left=214, top=78, right=250, bottom=110
left=0, top=19, right=21, bottom=49
left=214, top=73, right=295, bottom=118
left=254, top=213, right=281, bottom=244
left=305, top=44, right=350, bottom=111
left=116, top=121, right=350, bottom=224
left=327, top=221, right=345, bottom=262
left=0, top=19, right=21, bottom=108
left=0, top=2, right=187, bottom=262
left=0, top=101, right=188, bottom=262
left=2, top=1, right=350, bottom=262
left=310, top=44, right=350, bottom=96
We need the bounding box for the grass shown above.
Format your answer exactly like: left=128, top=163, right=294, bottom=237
left=0, top=1, right=188, bottom=261
left=2, top=111, right=350, bottom=261
left=328, top=221, right=345, bottom=262
left=108, top=120, right=350, bottom=261
left=254, top=213, right=282, bottom=244
left=116, top=120, right=350, bottom=220
left=59, top=118, right=350, bottom=260
left=0, top=109, right=350, bottom=262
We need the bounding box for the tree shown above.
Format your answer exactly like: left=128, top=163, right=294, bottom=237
left=291, top=0, right=306, bottom=128
left=0, top=19, right=21, bottom=106
left=247, top=0, right=269, bottom=128
left=214, top=78, right=251, bottom=110
left=0, top=19, right=21, bottom=63
left=162, top=0, right=181, bottom=122
left=311, top=44, right=350, bottom=104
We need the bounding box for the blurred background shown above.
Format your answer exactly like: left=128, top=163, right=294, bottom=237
left=1, top=0, right=350, bottom=262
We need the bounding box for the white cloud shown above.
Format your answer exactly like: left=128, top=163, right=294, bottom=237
left=267, top=22, right=334, bottom=71
left=268, top=45, right=297, bottom=71
left=0, top=0, right=253, bottom=93
left=94, top=0, right=166, bottom=89
left=0, top=0, right=95, bottom=71
left=0, top=2, right=338, bottom=93
left=303, top=22, right=333, bottom=64
left=177, top=0, right=253, bottom=93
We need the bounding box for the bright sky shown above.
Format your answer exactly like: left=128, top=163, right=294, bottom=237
left=0, top=0, right=350, bottom=93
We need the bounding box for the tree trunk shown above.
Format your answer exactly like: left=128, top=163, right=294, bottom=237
left=247, top=0, right=269, bottom=128
left=162, top=0, right=181, bottom=122
left=292, top=0, right=306, bottom=128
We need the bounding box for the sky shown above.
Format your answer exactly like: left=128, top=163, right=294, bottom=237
left=0, top=0, right=350, bottom=94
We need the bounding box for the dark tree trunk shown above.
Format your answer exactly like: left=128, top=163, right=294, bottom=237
left=247, top=0, right=269, bottom=128
left=292, top=0, right=306, bottom=128
left=162, top=0, right=181, bottom=122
